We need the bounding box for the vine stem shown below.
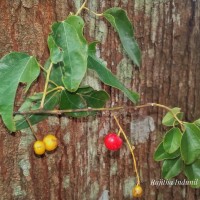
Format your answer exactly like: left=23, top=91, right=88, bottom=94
left=14, top=102, right=184, bottom=126
left=75, top=0, right=88, bottom=16
left=135, top=103, right=184, bottom=129
left=113, top=115, right=140, bottom=185
left=40, top=62, right=53, bottom=109
left=14, top=106, right=124, bottom=115
left=151, top=103, right=183, bottom=125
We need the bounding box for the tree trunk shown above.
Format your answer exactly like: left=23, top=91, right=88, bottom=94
left=0, top=0, right=200, bottom=199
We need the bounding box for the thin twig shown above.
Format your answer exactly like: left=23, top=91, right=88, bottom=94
left=14, top=102, right=185, bottom=128
left=14, top=103, right=185, bottom=131
left=14, top=106, right=125, bottom=115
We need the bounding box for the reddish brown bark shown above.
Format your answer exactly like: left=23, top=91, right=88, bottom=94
left=0, top=0, right=200, bottom=199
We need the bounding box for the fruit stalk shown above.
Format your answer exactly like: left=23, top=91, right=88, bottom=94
left=113, top=115, right=140, bottom=185
left=24, top=115, right=38, bottom=140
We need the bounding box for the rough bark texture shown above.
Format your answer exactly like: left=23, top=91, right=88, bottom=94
left=0, top=0, right=200, bottom=199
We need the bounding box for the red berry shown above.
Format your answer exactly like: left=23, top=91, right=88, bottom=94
left=104, top=133, right=123, bottom=151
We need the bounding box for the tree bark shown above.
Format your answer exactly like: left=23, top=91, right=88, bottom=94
left=0, top=0, right=200, bottom=199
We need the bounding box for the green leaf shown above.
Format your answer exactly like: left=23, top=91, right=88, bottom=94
left=163, top=127, right=182, bottom=153
left=14, top=93, right=42, bottom=122
left=194, top=118, right=200, bottom=128
left=0, top=52, right=40, bottom=132
left=162, top=107, right=183, bottom=126
left=47, top=35, right=63, bottom=64
left=59, top=86, right=109, bottom=117
left=88, top=42, right=139, bottom=104
left=65, top=15, right=87, bottom=44
left=76, top=86, right=94, bottom=94
left=14, top=91, right=60, bottom=130
left=60, top=90, right=88, bottom=117
left=49, top=15, right=88, bottom=92
left=162, top=157, right=183, bottom=179
left=184, top=159, right=200, bottom=188
left=154, top=142, right=180, bottom=161
left=103, top=8, right=141, bottom=66
left=44, top=58, right=65, bottom=87
left=181, top=123, right=200, bottom=164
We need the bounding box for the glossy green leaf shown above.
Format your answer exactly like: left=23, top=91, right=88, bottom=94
left=49, top=15, right=88, bottom=92
left=162, top=107, right=183, bottom=126
left=59, top=86, right=109, bottom=117
left=0, top=52, right=40, bottom=132
left=163, top=127, right=182, bottom=153
left=14, top=91, right=60, bottom=130
left=184, top=159, right=200, bottom=188
left=162, top=157, right=183, bottom=179
left=181, top=123, right=200, bottom=164
left=154, top=142, right=180, bottom=161
left=88, top=42, right=139, bottom=104
left=103, top=8, right=141, bottom=66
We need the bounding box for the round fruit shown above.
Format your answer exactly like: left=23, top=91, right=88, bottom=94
left=33, top=140, right=46, bottom=155
left=132, top=185, right=143, bottom=198
left=104, top=133, right=123, bottom=151
left=43, top=134, right=58, bottom=151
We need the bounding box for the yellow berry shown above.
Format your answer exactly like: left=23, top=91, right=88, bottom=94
left=43, top=134, right=58, bottom=151
left=132, top=185, right=143, bottom=198
left=33, top=140, right=46, bottom=155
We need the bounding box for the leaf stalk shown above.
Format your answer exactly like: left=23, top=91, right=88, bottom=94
left=40, top=62, right=53, bottom=109
left=83, top=7, right=103, bottom=16
left=75, top=0, right=88, bottom=16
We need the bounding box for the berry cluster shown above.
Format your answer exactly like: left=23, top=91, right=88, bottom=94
left=33, top=134, right=58, bottom=155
